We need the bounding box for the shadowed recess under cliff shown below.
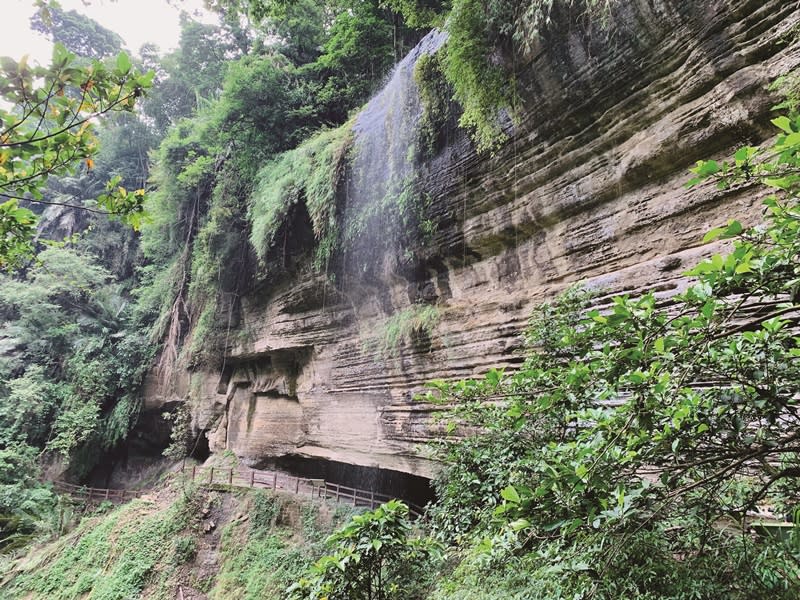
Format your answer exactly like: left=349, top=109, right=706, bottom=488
left=261, top=455, right=436, bottom=510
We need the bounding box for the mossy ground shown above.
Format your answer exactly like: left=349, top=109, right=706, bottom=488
left=0, top=473, right=356, bottom=600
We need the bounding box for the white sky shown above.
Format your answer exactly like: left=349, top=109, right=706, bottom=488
left=0, top=0, right=214, bottom=63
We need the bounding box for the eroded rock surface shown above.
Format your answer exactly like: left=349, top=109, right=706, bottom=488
left=148, top=0, right=800, bottom=479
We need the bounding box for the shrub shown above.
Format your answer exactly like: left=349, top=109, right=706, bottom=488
left=288, top=500, right=441, bottom=600
left=421, top=114, right=800, bottom=598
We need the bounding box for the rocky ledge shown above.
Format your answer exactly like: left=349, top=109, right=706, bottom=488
left=146, top=0, right=800, bottom=480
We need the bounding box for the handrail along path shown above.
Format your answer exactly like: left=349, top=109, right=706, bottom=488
left=52, top=464, right=426, bottom=517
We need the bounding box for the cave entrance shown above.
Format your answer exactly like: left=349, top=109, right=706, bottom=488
left=189, top=429, right=211, bottom=461
left=262, top=455, right=436, bottom=510
left=86, top=401, right=179, bottom=488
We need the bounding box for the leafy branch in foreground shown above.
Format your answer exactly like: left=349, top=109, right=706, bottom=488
left=288, top=500, right=441, bottom=600
left=422, top=114, right=800, bottom=598
left=0, top=42, right=154, bottom=269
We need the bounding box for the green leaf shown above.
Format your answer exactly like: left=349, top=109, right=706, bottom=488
left=783, top=131, right=800, bottom=147
left=772, top=115, right=794, bottom=134
left=724, top=220, right=743, bottom=237
left=691, top=159, right=720, bottom=177
left=702, top=227, right=726, bottom=243
left=116, top=51, right=132, bottom=74
left=764, top=177, right=798, bottom=190
left=733, top=146, right=756, bottom=165
left=509, top=518, right=531, bottom=531
left=543, top=520, right=566, bottom=532
left=500, top=486, right=521, bottom=504
left=485, top=368, right=502, bottom=387
left=139, top=69, right=156, bottom=86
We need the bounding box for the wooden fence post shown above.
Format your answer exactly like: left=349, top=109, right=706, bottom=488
left=250, top=470, right=255, bottom=488
left=209, top=467, right=214, bottom=484
left=294, top=477, right=300, bottom=494
left=228, top=468, right=233, bottom=486
left=192, top=465, right=196, bottom=481
left=272, top=472, right=278, bottom=490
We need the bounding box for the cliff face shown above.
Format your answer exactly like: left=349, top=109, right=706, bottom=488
left=146, top=0, right=800, bottom=479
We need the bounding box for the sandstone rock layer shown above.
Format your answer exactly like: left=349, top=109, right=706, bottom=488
left=148, top=0, right=800, bottom=479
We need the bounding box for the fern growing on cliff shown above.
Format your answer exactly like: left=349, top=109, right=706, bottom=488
left=365, top=303, right=441, bottom=359
left=249, top=124, right=353, bottom=269
left=387, top=0, right=616, bottom=151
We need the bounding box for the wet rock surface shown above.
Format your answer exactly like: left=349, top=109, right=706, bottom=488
left=148, top=0, right=800, bottom=479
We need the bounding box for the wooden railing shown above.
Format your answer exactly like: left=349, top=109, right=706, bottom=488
left=51, top=480, right=143, bottom=504
left=180, top=464, right=426, bottom=517
left=51, top=466, right=426, bottom=517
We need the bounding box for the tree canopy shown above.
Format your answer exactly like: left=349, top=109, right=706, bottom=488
left=0, top=43, right=152, bottom=269
left=30, top=5, right=124, bottom=60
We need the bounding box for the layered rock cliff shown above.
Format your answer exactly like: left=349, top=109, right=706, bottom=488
left=145, top=0, right=800, bottom=480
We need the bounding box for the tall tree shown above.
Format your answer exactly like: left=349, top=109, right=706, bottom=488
left=30, top=5, right=124, bottom=59
left=141, top=15, right=248, bottom=130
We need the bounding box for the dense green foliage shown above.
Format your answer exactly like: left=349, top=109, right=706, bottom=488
left=0, top=444, right=55, bottom=551
left=139, top=15, right=249, bottom=131
left=12, top=497, right=191, bottom=599
left=411, top=116, right=800, bottom=597
left=210, top=491, right=356, bottom=599
left=134, top=0, right=428, bottom=369
left=30, top=5, right=124, bottom=60
left=0, top=5, right=163, bottom=549
left=0, top=40, right=153, bottom=268
left=249, top=124, right=353, bottom=268
left=4, top=4, right=799, bottom=600
left=289, top=500, right=440, bottom=600
left=413, top=51, right=458, bottom=158
left=0, top=247, right=153, bottom=470
left=0, top=483, right=360, bottom=600
left=4, top=484, right=230, bottom=599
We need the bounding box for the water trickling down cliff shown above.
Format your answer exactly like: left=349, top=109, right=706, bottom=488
left=143, top=0, right=800, bottom=483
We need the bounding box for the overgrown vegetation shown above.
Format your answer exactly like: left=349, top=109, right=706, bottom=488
left=414, top=52, right=459, bottom=159
left=411, top=114, right=800, bottom=597
left=0, top=246, right=153, bottom=546
left=289, top=500, right=441, bottom=600
left=8, top=495, right=193, bottom=600
left=388, top=0, right=615, bottom=151
left=1, top=0, right=439, bottom=551
left=0, top=482, right=360, bottom=600
left=365, top=303, right=440, bottom=359
left=0, top=8, right=153, bottom=268
left=210, top=491, right=355, bottom=599
left=249, top=124, right=353, bottom=269
left=4, top=2, right=800, bottom=599
left=134, top=0, right=429, bottom=369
